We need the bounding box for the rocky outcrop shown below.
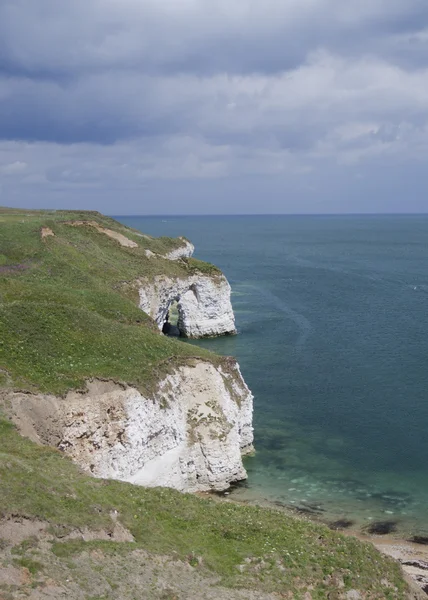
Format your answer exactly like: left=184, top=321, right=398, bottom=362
left=374, top=541, right=428, bottom=597
left=142, top=238, right=194, bottom=262
left=165, top=238, right=195, bottom=260
left=7, top=360, right=254, bottom=493
left=138, top=273, right=236, bottom=338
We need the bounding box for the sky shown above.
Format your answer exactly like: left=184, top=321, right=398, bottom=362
left=1, top=0, right=428, bottom=214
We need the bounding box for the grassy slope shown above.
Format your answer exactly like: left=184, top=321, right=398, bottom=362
left=0, top=417, right=409, bottom=599
left=0, top=207, right=220, bottom=394
left=0, top=208, right=412, bottom=598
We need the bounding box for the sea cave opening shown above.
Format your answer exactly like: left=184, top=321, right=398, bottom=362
left=162, top=299, right=182, bottom=337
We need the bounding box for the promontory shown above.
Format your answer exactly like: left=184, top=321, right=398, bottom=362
left=0, top=207, right=421, bottom=599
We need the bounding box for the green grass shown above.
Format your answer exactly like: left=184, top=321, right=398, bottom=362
left=12, top=557, right=44, bottom=575
left=0, top=415, right=410, bottom=598
left=0, top=207, right=224, bottom=395
left=0, top=206, right=412, bottom=598
left=186, top=257, right=222, bottom=276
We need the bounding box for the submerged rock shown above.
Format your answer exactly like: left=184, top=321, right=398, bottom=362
left=410, top=536, right=428, bottom=546
left=365, top=521, right=397, bottom=535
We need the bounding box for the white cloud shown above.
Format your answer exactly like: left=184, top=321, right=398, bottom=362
left=1, top=50, right=428, bottom=189
left=0, top=160, right=27, bottom=175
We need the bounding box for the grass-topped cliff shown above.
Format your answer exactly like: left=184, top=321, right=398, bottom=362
left=0, top=207, right=221, bottom=395
left=0, top=208, right=419, bottom=599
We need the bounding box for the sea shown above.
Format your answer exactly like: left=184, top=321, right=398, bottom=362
left=116, top=215, right=428, bottom=537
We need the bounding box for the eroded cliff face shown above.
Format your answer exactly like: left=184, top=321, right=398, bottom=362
left=164, top=238, right=195, bottom=260
left=7, top=360, right=254, bottom=493
left=138, top=274, right=236, bottom=338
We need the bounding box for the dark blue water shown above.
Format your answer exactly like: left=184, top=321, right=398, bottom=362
left=117, top=215, right=428, bottom=535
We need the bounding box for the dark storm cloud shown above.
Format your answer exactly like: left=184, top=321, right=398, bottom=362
left=0, top=1, right=321, bottom=77
left=1, top=0, right=428, bottom=213
left=1, top=0, right=427, bottom=145
left=1, top=0, right=427, bottom=77
left=0, top=72, right=188, bottom=144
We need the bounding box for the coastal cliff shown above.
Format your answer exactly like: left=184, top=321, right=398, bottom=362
left=138, top=273, right=236, bottom=338
left=138, top=234, right=236, bottom=338
left=0, top=207, right=420, bottom=599
left=0, top=208, right=250, bottom=492
left=9, top=360, right=253, bottom=492
left=164, top=237, right=195, bottom=260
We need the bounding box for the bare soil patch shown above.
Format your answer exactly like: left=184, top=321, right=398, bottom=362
left=40, top=227, right=54, bottom=239
left=67, top=221, right=138, bottom=247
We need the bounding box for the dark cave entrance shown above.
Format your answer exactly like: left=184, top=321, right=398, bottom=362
left=162, top=299, right=182, bottom=337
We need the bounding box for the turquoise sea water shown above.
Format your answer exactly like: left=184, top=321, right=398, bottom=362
left=117, top=215, right=428, bottom=536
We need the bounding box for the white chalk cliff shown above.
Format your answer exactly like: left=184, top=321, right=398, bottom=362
left=164, top=237, right=195, bottom=260
left=9, top=360, right=254, bottom=493
left=5, top=234, right=254, bottom=493
left=139, top=273, right=236, bottom=338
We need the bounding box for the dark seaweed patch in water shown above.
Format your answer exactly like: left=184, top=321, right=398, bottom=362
left=256, top=432, right=290, bottom=451
left=329, top=519, right=354, bottom=530
left=409, top=536, right=428, bottom=546
left=365, top=521, right=397, bottom=535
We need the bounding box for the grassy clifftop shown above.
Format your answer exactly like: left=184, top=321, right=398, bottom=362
left=0, top=207, right=416, bottom=599
left=0, top=207, right=220, bottom=395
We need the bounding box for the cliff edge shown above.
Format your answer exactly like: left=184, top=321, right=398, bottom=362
left=0, top=207, right=251, bottom=492
left=7, top=360, right=253, bottom=492
left=0, top=207, right=420, bottom=599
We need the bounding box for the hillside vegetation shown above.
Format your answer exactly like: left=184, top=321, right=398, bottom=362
left=0, top=208, right=417, bottom=599
left=0, top=207, right=220, bottom=395
left=0, top=415, right=414, bottom=599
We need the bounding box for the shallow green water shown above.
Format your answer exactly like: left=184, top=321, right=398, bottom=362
left=117, top=215, right=428, bottom=536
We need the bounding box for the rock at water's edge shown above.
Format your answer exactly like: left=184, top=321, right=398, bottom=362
left=6, top=360, right=254, bottom=493
left=139, top=274, right=237, bottom=338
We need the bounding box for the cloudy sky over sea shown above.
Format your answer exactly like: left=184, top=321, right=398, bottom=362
left=1, top=0, right=428, bottom=213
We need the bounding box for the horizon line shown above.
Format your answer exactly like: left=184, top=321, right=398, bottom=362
left=111, top=212, right=428, bottom=217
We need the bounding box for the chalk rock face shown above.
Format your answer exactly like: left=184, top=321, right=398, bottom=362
left=8, top=361, right=254, bottom=493
left=139, top=273, right=236, bottom=338
left=165, top=238, right=195, bottom=260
